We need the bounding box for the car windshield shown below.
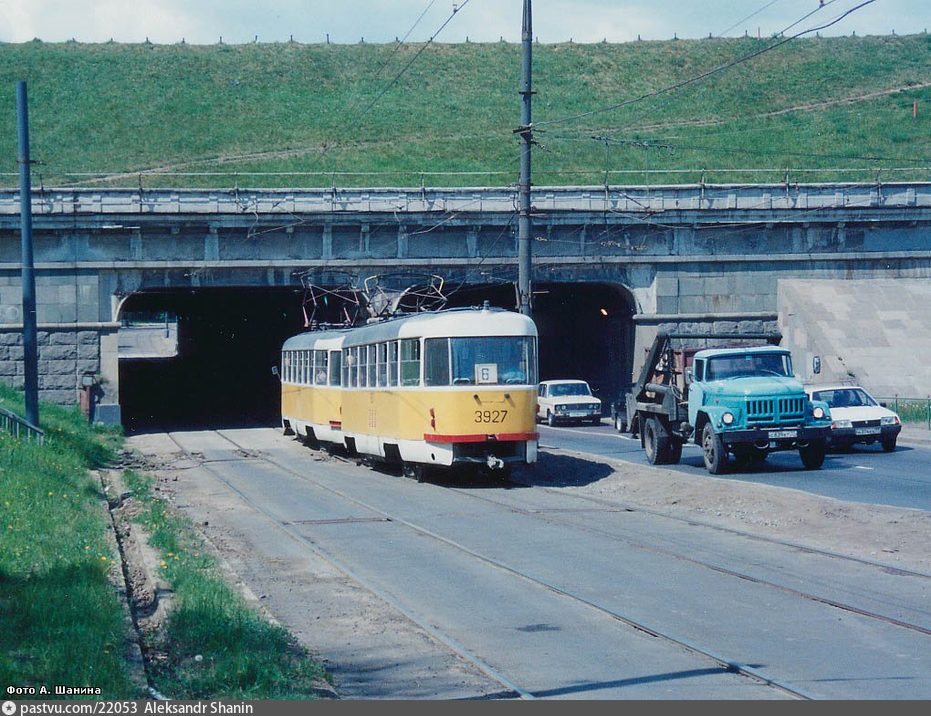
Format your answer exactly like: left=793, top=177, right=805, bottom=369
left=705, top=353, right=792, bottom=380
left=812, top=388, right=877, bottom=408
left=549, top=382, right=592, bottom=397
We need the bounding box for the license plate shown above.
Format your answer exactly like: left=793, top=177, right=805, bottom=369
left=769, top=429, right=797, bottom=439
left=568, top=411, right=588, bottom=418
left=855, top=426, right=881, bottom=436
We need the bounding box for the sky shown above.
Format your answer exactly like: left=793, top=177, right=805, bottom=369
left=0, top=0, right=928, bottom=45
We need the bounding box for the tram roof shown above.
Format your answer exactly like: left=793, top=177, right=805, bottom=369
left=281, top=306, right=536, bottom=350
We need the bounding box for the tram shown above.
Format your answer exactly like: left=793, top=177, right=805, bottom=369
left=280, top=304, right=539, bottom=479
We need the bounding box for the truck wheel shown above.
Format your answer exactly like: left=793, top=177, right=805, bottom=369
left=666, top=439, right=683, bottom=465
left=799, top=440, right=827, bottom=469
left=701, top=423, right=728, bottom=474
left=644, top=417, right=671, bottom=465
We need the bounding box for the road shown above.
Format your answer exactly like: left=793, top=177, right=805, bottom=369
left=128, top=426, right=931, bottom=700
left=541, top=421, right=931, bottom=511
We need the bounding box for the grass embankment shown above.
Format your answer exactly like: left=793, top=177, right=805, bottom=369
left=0, top=34, right=928, bottom=187
left=0, top=383, right=330, bottom=699
left=120, top=469, right=331, bottom=699
left=0, top=383, right=134, bottom=697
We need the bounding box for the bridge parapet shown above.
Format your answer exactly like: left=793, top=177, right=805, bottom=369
left=1, top=183, right=929, bottom=218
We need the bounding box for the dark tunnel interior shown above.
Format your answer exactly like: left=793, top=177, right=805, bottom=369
left=118, top=282, right=635, bottom=433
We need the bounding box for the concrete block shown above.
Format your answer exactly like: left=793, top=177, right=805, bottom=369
left=654, top=276, right=678, bottom=297
left=41, top=345, right=78, bottom=361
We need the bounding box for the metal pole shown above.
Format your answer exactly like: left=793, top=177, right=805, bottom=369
left=16, top=80, right=39, bottom=427
left=516, top=0, right=533, bottom=317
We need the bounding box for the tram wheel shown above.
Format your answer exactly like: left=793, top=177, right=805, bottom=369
left=402, top=462, right=426, bottom=483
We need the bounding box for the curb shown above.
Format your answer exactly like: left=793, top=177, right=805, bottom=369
left=96, top=469, right=158, bottom=699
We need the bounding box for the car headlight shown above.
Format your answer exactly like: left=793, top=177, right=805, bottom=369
left=813, top=406, right=825, bottom=419
left=722, top=412, right=735, bottom=425
left=881, top=415, right=900, bottom=426
left=832, top=419, right=853, bottom=429
left=555, top=405, right=567, bottom=414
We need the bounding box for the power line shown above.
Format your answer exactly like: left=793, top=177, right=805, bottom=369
left=353, top=0, right=472, bottom=123
left=716, top=0, right=784, bottom=38
left=535, top=0, right=877, bottom=130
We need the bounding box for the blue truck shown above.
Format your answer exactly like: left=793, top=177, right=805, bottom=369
left=615, top=333, right=833, bottom=474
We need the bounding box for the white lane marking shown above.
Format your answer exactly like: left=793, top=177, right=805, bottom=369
left=854, top=465, right=875, bottom=471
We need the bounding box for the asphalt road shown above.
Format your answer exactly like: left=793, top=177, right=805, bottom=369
left=132, top=426, right=931, bottom=700
left=540, top=421, right=931, bottom=511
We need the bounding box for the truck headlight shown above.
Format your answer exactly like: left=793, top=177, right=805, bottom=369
left=833, top=419, right=853, bottom=429
left=813, top=406, right=825, bottom=419
left=722, top=412, right=735, bottom=425
left=881, top=415, right=900, bottom=426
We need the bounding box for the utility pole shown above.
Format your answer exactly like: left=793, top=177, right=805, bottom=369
left=516, top=0, right=533, bottom=317
left=16, top=80, right=39, bottom=427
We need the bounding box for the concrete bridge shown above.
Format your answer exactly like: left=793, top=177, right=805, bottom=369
left=0, top=183, right=928, bottom=427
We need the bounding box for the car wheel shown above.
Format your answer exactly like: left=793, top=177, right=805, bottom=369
left=882, top=437, right=897, bottom=452
left=547, top=411, right=556, bottom=427
left=701, top=422, right=728, bottom=474
left=799, top=439, right=827, bottom=469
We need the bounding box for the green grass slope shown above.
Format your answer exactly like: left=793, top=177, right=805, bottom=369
left=0, top=34, right=928, bottom=187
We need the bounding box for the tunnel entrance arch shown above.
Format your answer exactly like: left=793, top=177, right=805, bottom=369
left=115, top=280, right=636, bottom=432
left=117, top=287, right=306, bottom=432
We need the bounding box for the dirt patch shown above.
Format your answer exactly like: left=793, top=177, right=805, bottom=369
left=528, top=449, right=931, bottom=572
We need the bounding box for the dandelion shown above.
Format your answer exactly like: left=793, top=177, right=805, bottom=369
left=159, top=560, right=167, bottom=568
left=100, top=555, right=108, bottom=562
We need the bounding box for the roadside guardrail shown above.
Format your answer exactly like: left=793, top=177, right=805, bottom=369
left=0, top=405, right=44, bottom=444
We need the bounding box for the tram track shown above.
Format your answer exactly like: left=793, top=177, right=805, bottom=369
left=165, top=428, right=827, bottom=698
left=155, top=426, right=931, bottom=699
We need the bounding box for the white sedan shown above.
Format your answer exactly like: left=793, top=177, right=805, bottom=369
left=805, top=384, right=902, bottom=452
left=537, top=379, right=602, bottom=427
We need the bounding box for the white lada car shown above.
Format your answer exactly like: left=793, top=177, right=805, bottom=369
left=537, top=379, right=602, bottom=427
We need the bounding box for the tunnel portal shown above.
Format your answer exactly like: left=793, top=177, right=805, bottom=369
left=117, top=282, right=636, bottom=432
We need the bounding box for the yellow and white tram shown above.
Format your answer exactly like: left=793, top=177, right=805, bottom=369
left=280, top=305, right=539, bottom=479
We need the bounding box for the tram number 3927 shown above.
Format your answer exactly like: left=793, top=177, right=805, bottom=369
left=475, top=409, right=508, bottom=424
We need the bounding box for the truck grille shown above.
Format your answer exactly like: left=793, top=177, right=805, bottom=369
left=745, top=396, right=805, bottom=426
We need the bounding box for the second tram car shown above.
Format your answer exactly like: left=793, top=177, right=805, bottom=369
left=280, top=305, right=539, bottom=479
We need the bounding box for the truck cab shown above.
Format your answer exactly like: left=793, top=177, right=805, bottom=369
left=688, top=346, right=832, bottom=473
left=618, top=334, right=833, bottom=474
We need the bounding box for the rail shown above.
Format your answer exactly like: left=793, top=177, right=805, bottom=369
left=877, top=396, right=931, bottom=430
left=0, top=405, right=45, bottom=445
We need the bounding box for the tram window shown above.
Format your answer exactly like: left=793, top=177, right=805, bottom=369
left=348, top=347, right=358, bottom=387
left=367, top=345, right=377, bottom=387
left=314, top=350, right=328, bottom=385
left=424, top=338, right=451, bottom=386
left=388, top=341, right=399, bottom=386
left=303, top=351, right=311, bottom=384
left=282, top=352, right=291, bottom=383
left=400, top=339, right=421, bottom=386
left=329, top=351, right=341, bottom=386
left=450, top=336, right=536, bottom=385
left=358, top=346, right=367, bottom=388
left=377, top=343, right=388, bottom=387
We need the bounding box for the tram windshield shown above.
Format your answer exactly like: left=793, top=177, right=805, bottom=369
left=424, top=336, right=537, bottom=386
